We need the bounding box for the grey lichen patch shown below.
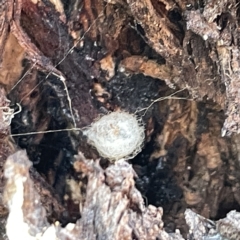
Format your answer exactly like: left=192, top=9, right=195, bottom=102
left=83, top=111, right=145, bottom=162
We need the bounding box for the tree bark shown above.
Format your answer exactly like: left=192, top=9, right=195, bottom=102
left=1, top=0, right=240, bottom=239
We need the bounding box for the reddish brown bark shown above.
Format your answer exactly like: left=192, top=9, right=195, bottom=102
left=1, top=0, right=240, bottom=239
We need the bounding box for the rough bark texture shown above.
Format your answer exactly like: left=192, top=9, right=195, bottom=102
left=1, top=0, right=240, bottom=239
left=4, top=150, right=184, bottom=240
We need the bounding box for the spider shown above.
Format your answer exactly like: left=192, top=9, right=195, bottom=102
left=0, top=0, right=76, bottom=126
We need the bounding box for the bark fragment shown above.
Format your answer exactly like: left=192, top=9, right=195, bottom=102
left=185, top=209, right=240, bottom=240
left=2, top=0, right=240, bottom=239
left=4, top=151, right=185, bottom=240
left=0, top=87, right=16, bottom=240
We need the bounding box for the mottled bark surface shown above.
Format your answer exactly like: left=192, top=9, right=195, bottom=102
left=1, top=0, right=240, bottom=239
